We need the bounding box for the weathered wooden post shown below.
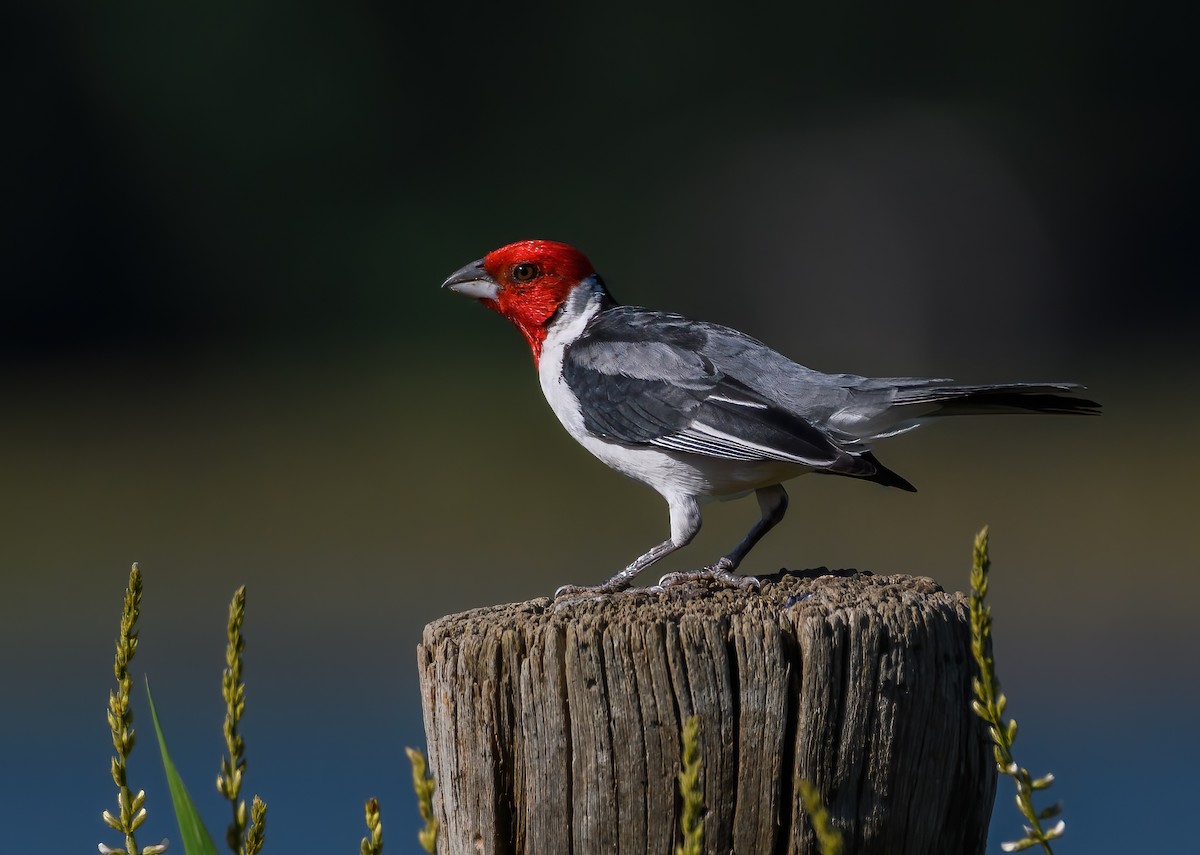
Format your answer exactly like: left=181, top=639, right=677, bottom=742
left=417, top=570, right=997, bottom=854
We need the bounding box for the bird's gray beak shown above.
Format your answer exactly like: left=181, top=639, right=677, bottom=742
left=441, top=258, right=500, bottom=300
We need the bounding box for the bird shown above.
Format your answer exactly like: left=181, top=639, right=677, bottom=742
left=442, top=239, right=1100, bottom=596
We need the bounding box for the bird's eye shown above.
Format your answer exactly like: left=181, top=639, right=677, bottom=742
left=512, top=262, right=538, bottom=283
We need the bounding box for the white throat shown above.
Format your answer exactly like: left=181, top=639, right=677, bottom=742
left=537, top=280, right=605, bottom=436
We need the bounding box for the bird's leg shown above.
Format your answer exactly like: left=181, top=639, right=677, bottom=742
left=657, top=485, right=788, bottom=590
left=554, top=495, right=701, bottom=599
left=714, top=484, right=789, bottom=572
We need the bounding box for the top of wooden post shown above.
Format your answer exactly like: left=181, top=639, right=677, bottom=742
left=422, top=568, right=959, bottom=640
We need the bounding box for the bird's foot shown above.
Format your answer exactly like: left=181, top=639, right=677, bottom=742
left=553, top=577, right=634, bottom=605
left=653, top=559, right=761, bottom=592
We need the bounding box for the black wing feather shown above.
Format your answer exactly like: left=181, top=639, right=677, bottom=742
left=562, top=310, right=852, bottom=469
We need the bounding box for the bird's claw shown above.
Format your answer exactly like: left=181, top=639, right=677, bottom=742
left=653, top=563, right=761, bottom=592
left=552, top=579, right=633, bottom=606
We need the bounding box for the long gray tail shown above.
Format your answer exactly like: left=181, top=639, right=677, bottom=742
left=893, top=382, right=1101, bottom=416
left=827, top=380, right=1099, bottom=492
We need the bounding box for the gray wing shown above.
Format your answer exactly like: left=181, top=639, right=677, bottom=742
left=561, top=309, right=854, bottom=469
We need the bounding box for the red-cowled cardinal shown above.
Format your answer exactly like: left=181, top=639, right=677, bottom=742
left=443, top=240, right=1099, bottom=596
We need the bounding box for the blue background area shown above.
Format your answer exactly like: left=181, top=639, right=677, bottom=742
left=4, top=2, right=1197, bottom=852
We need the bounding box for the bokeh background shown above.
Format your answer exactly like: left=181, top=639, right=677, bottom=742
left=5, top=2, right=1197, bottom=852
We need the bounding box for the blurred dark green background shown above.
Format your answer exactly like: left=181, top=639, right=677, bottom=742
left=4, top=2, right=1196, bottom=852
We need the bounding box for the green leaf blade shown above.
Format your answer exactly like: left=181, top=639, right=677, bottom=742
left=146, top=679, right=221, bottom=855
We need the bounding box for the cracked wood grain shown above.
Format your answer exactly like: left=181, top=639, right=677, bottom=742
left=417, top=570, right=997, bottom=854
